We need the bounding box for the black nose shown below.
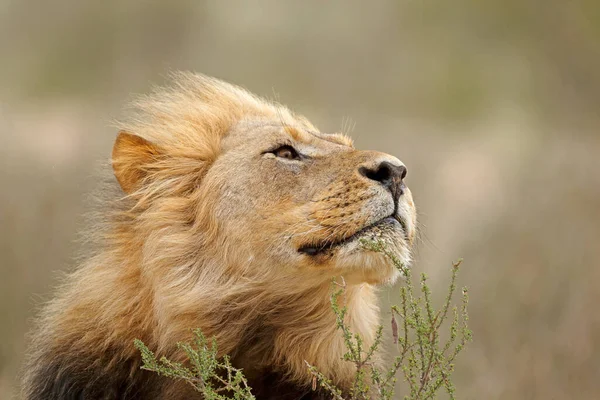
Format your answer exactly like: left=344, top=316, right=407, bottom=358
left=359, top=161, right=407, bottom=188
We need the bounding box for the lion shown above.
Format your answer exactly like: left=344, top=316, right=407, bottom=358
left=21, top=73, right=417, bottom=399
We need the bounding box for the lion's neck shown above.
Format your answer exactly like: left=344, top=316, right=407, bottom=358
left=150, top=267, right=382, bottom=393
left=27, top=250, right=382, bottom=398
left=210, top=280, right=381, bottom=393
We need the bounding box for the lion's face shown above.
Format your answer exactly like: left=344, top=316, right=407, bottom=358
left=205, top=120, right=417, bottom=285
left=112, top=75, right=417, bottom=287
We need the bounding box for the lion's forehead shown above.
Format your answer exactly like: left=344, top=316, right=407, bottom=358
left=305, top=130, right=354, bottom=148
left=223, top=120, right=353, bottom=153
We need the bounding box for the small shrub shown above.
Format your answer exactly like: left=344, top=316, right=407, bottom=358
left=134, top=331, right=254, bottom=400
left=135, top=240, right=472, bottom=399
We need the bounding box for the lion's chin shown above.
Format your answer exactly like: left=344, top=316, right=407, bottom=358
left=334, top=248, right=407, bottom=286
left=294, top=217, right=412, bottom=285
left=314, top=219, right=411, bottom=285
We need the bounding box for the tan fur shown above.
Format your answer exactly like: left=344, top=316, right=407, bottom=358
left=22, top=72, right=417, bottom=399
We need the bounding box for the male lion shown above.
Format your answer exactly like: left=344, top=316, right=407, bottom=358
left=21, top=73, right=417, bottom=399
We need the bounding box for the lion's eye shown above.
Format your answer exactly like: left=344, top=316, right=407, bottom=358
left=272, top=145, right=301, bottom=160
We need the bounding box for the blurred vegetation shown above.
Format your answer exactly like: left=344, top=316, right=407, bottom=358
left=1, top=1, right=599, bottom=398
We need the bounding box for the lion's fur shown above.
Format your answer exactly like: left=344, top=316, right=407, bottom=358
left=21, top=73, right=415, bottom=399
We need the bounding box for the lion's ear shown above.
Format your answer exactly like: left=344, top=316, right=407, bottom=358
left=112, top=131, right=161, bottom=193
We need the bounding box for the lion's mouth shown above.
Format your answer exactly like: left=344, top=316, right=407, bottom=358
left=298, top=215, right=408, bottom=256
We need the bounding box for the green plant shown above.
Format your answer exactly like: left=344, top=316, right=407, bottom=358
left=135, top=240, right=472, bottom=399
left=134, top=330, right=254, bottom=400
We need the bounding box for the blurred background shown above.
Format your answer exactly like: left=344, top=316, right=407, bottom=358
left=1, top=1, right=599, bottom=398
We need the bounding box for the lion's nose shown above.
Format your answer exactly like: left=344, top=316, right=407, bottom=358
left=359, top=160, right=407, bottom=192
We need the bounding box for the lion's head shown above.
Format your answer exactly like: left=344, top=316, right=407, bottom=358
left=22, top=73, right=418, bottom=399
left=113, top=73, right=416, bottom=289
